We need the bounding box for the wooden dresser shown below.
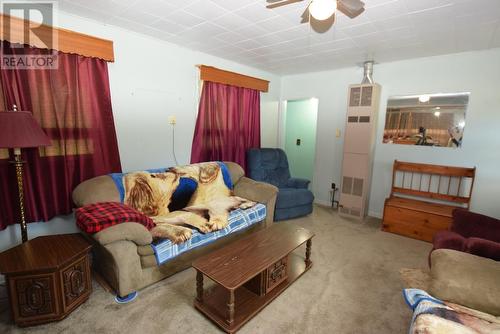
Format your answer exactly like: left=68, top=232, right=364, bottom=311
left=0, top=234, right=92, bottom=327
left=382, top=161, right=476, bottom=242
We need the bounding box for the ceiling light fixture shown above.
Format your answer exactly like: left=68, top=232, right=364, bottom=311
left=419, top=95, right=430, bottom=103
left=309, top=0, right=337, bottom=21
left=434, top=111, right=441, bottom=117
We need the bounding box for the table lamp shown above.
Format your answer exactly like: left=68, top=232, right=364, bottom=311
left=0, top=108, right=51, bottom=243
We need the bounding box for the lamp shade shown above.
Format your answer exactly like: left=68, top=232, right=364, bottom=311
left=0, top=111, right=51, bottom=148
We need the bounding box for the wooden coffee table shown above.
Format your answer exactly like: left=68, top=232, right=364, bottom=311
left=192, top=224, right=314, bottom=333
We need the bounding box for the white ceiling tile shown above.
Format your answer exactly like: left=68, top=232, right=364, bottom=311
left=126, top=0, right=177, bottom=16
left=274, top=25, right=311, bottom=41
left=206, top=44, right=246, bottom=57
left=364, top=0, right=409, bottom=20
left=383, top=26, right=415, bottom=40
left=310, top=38, right=358, bottom=52
left=275, top=36, right=311, bottom=50
left=340, top=22, right=379, bottom=37
left=274, top=4, right=308, bottom=24
left=455, top=21, right=498, bottom=51
left=364, top=0, right=400, bottom=8
left=213, top=13, right=252, bottom=31
left=257, top=16, right=295, bottom=33
left=110, top=9, right=161, bottom=25
left=209, top=0, right=259, bottom=12
left=191, top=37, right=230, bottom=50
left=163, top=9, right=205, bottom=27
left=334, top=11, right=372, bottom=28
left=309, top=27, right=350, bottom=43
left=160, top=0, right=198, bottom=9
left=60, top=1, right=111, bottom=22
left=183, top=0, right=228, bottom=21
left=372, top=14, right=413, bottom=31
left=151, top=19, right=187, bottom=34
left=66, top=0, right=133, bottom=17
left=234, top=2, right=278, bottom=22
left=177, top=22, right=228, bottom=40
left=351, top=31, right=388, bottom=47
left=234, top=23, right=269, bottom=38
left=402, top=0, right=453, bottom=13
left=233, top=39, right=263, bottom=50
left=59, top=0, right=500, bottom=75
left=214, top=31, right=247, bottom=44
left=252, top=33, right=287, bottom=46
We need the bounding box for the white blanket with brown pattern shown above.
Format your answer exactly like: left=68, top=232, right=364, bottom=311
left=123, top=162, right=255, bottom=244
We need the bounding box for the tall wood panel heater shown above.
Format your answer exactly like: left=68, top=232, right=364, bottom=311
left=339, top=61, right=381, bottom=219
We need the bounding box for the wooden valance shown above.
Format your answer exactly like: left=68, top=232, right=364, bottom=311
left=198, top=65, right=269, bottom=92
left=0, top=13, right=114, bottom=62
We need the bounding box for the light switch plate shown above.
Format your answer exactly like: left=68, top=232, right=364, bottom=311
left=168, top=115, right=176, bottom=125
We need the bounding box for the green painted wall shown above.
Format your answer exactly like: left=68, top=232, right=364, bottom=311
left=284, top=98, right=318, bottom=183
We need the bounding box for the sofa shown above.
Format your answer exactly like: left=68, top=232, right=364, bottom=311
left=432, top=209, right=500, bottom=262
left=405, top=249, right=500, bottom=333
left=72, top=162, right=278, bottom=299
left=247, top=148, right=314, bottom=221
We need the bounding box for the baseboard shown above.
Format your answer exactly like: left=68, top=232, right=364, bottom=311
left=314, top=199, right=331, bottom=207
left=368, top=210, right=383, bottom=219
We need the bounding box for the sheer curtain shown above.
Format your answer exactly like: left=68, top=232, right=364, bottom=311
left=190, top=81, right=261, bottom=171
left=0, top=42, right=121, bottom=230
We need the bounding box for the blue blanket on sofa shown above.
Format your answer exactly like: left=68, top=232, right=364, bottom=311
left=151, top=203, right=266, bottom=265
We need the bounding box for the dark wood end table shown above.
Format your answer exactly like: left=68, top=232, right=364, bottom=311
left=0, top=233, right=92, bottom=327
left=192, top=224, right=314, bottom=333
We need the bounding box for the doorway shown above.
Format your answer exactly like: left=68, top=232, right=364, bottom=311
left=283, top=98, right=319, bottom=183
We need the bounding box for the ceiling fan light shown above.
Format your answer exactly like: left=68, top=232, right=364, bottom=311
left=309, top=0, right=337, bottom=21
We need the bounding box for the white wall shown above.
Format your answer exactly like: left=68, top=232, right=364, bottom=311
left=261, top=101, right=280, bottom=147
left=281, top=48, right=500, bottom=219
left=0, top=11, right=281, bottom=251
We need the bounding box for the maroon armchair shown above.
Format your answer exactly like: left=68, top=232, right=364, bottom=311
left=431, top=209, right=500, bottom=262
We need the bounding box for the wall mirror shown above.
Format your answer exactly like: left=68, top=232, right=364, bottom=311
left=383, top=92, right=470, bottom=148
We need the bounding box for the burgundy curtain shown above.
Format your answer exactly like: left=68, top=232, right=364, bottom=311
left=190, top=81, right=261, bottom=171
left=0, top=41, right=121, bottom=230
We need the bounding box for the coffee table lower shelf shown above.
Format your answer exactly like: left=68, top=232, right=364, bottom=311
left=194, top=253, right=311, bottom=333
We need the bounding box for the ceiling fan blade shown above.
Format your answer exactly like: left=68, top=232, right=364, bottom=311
left=266, top=0, right=304, bottom=9
left=300, top=6, right=310, bottom=24
left=338, top=0, right=365, bottom=18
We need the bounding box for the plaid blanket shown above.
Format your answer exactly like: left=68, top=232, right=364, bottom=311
left=151, top=203, right=266, bottom=265
left=403, top=289, right=500, bottom=333
left=76, top=202, right=155, bottom=233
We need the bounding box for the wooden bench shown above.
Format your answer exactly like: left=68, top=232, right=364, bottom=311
left=382, top=160, right=476, bottom=242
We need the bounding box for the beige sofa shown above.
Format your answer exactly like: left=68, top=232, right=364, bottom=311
left=429, top=249, right=500, bottom=316
left=72, top=162, right=278, bottom=298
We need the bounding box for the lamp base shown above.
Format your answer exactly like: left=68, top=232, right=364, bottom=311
left=9, top=148, right=28, bottom=243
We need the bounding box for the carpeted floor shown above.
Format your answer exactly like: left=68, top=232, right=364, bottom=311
left=0, top=205, right=431, bottom=334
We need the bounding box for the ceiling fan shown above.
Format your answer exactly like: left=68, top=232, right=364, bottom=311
left=266, top=0, right=365, bottom=24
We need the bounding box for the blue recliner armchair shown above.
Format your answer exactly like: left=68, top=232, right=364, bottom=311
left=247, top=148, right=314, bottom=221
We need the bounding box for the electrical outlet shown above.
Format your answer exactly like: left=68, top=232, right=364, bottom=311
left=168, top=115, right=176, bottom=125
left=336, top=129, right=341, bottom=138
